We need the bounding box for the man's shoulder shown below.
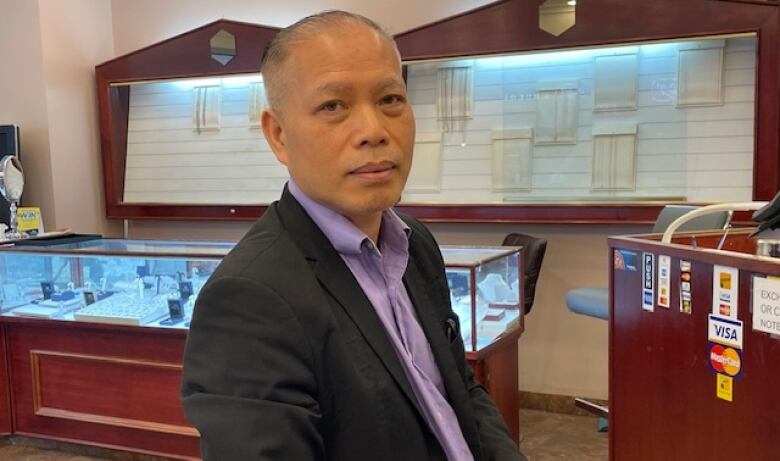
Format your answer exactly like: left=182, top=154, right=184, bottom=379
left=212, top=204, right=304, bottom=281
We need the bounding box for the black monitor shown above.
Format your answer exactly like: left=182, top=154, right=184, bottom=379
left=0, top=125, right=20, bottom=157
left=0, top=124, right=21, bottom=227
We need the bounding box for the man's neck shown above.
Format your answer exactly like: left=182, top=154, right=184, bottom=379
left=347, top=211, right=383, bottom=244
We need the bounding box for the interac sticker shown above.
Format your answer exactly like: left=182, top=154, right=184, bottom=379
left=717, top=373, right=733, bottom=402
left=752, top=276, right=780, bottom=335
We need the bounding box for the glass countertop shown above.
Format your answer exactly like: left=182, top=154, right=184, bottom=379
left=440, top=246, right=519, bottom=266
left=3, top=238, right=236, bottom=258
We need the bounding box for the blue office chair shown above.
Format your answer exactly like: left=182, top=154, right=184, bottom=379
left=566, top=205, right=731, bottom=320
left=565, top=205, right=731, bottom=429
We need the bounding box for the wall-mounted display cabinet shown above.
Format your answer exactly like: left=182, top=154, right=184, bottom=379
left=96, top=0, right=780, bottom=224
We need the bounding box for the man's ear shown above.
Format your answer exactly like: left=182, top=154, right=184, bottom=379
left=261, top=108, right=288, bottom=165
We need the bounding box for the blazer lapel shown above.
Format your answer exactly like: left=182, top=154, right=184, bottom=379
left=404, top=242, right=482, bottom=456
left=275, top=189, right=424, bottom=418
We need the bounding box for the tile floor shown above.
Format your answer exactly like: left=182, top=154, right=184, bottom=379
left=0, top=409, right=608, bottom=460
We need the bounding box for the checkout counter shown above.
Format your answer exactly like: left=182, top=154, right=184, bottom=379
left=608, top=202, right=780, bottom=460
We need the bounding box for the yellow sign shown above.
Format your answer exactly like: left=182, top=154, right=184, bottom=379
left=716, top=373, right=733, bottom=402
left=16, top=207, right=42, bottom=232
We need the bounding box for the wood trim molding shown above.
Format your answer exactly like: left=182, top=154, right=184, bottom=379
left=29, top=350, right=198, bottom=437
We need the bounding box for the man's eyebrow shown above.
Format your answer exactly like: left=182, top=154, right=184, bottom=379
left=374, top=78, right=405, bottom=93
left=314, top=82, right=352, bottom=94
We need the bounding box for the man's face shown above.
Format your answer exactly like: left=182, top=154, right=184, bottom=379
left=262, top=24, right=415, bottom=223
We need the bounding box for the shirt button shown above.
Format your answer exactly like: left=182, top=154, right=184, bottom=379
left=436, top=412, right=444, bottom=421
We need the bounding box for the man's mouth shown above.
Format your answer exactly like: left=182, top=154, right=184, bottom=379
left=350, top=161, right=396, bottom=182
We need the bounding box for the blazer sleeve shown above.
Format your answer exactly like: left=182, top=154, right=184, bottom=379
left=405, top=217, right=527, bottom=461
left=181, top=275, right=324, bottom=460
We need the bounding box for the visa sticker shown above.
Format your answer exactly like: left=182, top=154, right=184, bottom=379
left=708, top=314, right=743, bottom=349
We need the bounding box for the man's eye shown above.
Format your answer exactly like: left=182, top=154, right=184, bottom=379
left=380, top=94, right=405, bottom=105
left=320, top=101, right=344, bottom=112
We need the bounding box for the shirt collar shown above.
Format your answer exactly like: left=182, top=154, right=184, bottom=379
left=287, top=179, right=411, bottom=256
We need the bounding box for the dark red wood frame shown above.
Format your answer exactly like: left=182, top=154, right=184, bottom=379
left=97, top=1, right=780, bottom=223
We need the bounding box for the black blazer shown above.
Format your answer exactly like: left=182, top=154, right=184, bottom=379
left=181, top=189, right=524, bottom=460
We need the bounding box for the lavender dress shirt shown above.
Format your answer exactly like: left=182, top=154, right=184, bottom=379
left=288, top=180, right=473, bottom=461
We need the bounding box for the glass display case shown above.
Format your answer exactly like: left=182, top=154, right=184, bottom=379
left=0, top=238, right=232, bottom=328
left=441, top=246, right=522, bottom=352
left=0, top=239, right=521, bottom=350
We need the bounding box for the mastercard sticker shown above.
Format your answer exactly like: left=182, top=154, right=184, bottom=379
left=708, top=342, right=742, bottom=378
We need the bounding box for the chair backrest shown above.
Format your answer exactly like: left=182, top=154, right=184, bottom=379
left=501, top=233, right=548, bottom=314
left=651, top=205, right=731, bottom=233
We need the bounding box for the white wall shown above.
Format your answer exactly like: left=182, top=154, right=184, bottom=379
left=0, top=0, right=118, bottom=235
left=110, top=0, right=497, bottom=55
left=38, top=0, right=119, bottom=236
left=0, top=0, right=55, bottom=228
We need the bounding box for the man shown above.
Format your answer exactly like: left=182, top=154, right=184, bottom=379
left=181, top=10, right=526, bottom=461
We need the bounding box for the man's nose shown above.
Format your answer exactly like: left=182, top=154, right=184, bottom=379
left=355, top=105, right=389, bottom=147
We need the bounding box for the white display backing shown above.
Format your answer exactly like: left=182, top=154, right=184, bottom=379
left=405, top=36, right=755, bottom=203
left=124, top=78, right=285, bottom=204
left=593, top=53, right=638, bottom=111
left=491, top=128, right=533, bottom=192
left=406, top=132, right=443, bottom=193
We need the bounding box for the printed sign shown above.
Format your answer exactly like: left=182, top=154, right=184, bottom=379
left=752, top=276, right=780, bottom=335
left=680, top=260, right=692, bottom=314
left=708, top=343, right=742, bottom=378
left=642, top=253, right=655, bottom=312
left=657, top=255, right=671, bottom=308
left=16, top=207, right=43, bottom=233
left=614, top=249, right=638, bottom=272
left=716, top=373, right=733, bottom=402
left=712, top=265, right=739, bottom=319
left=708, top=314, right=743, bottom=349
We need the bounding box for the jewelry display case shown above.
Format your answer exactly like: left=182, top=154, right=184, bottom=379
left=442, top=246, right=522, bottom=352
left=0, top=239, right=230, bottom=327
left=0, top=238, right=525, bottom=454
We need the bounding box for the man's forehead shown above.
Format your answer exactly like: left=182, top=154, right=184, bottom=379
left=313, top=77, right=405, bottom=95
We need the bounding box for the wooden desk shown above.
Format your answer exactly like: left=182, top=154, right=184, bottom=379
left=609, top=229, right=780, bottom=460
